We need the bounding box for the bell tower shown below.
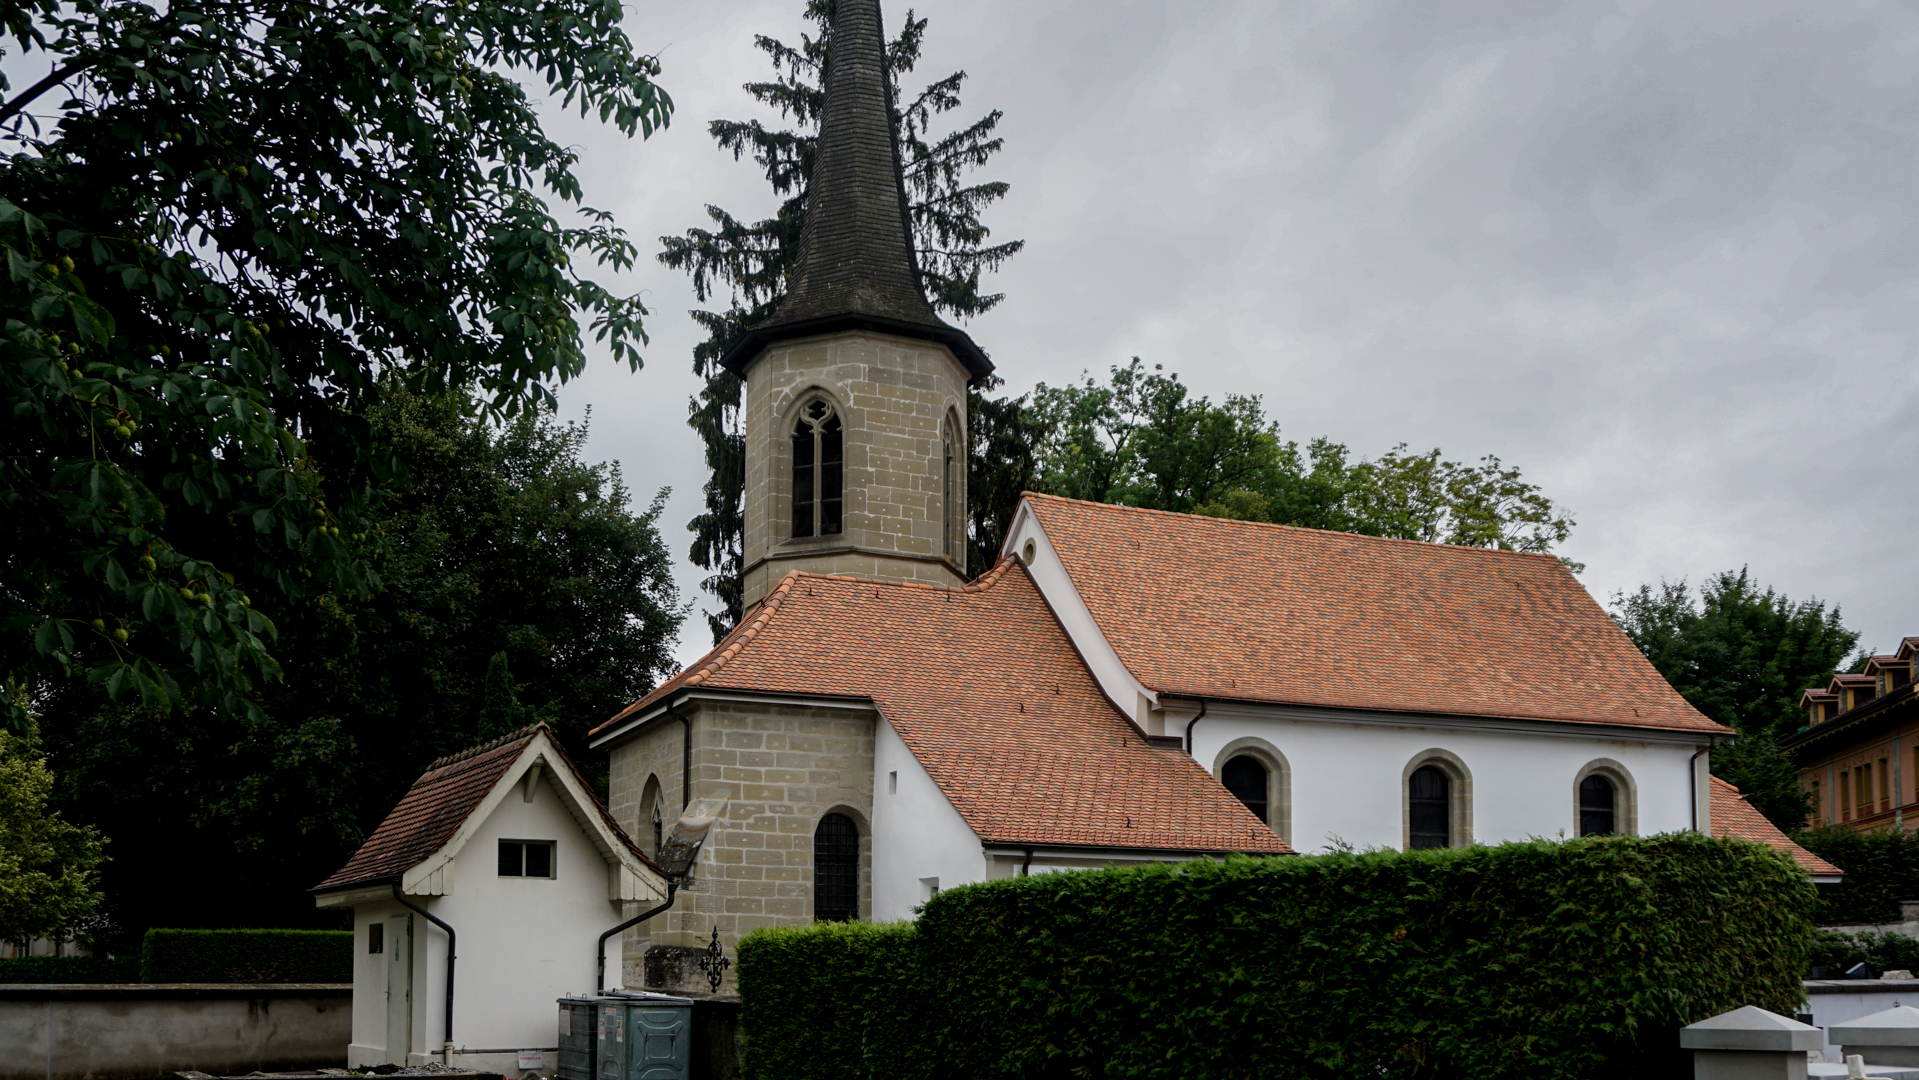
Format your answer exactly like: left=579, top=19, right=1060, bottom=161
left=722, top=0, right=991, bottom=610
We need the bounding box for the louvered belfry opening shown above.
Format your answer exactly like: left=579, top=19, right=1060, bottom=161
left=1408, top=766, right=1451, bottom=849
left=1579, top=774, right=1616, bottom=837
left=813, top=812, right=859, bottom=922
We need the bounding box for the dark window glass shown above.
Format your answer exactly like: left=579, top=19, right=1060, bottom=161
left=499, top=840, right=524, bottom=876
left=651, top=805, right=663, bottom=860
left=791, top=414, right=815, bottom=538
left=1408, top=766, right=1450, bottom=850
left=813, top=813, right=859, bottom=922
left=368, top=922, right=384, bottom=955
left=942, top=435, right=954, bottom=557
left=1221, top=755, right=1269, bottom=825
left=1579, top=774, right=1616, bottom=837
left=819, top=413, right=843, bottom=536
left=525, top=841, right=553, bottom=878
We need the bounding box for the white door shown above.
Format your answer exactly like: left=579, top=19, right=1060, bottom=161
left=385, top=914, right=413, bottom=1065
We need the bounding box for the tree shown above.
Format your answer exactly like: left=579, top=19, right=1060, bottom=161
left=0, top=722, right=106, bottom=950
left=1007, top=359, right=1579, bottom=559
left=1611, top=568, right=1859, bottom=831
left=660, top=1, right=1021, bottom=640
left=0, top=0, right=672, bottom=729
left=40, top=389, right=684, bottom=936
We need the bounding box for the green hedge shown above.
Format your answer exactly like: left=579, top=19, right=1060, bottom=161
left=1796, top=826, right=1919, bottom=924
left=140, top=929, right=353, bottom=983
left=1809, top=929, right=1919, bottom=977
left=739, top=835, right=1814, bottom=1080
left=0, top=955, right=139, bottom=983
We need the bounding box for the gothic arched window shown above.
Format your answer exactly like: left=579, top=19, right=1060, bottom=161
left=941, top=421, right=957, bottom=559
left=791, top=400, right=843, bottom=539
left=1408, top=765, right=1451, bottom=850
left=1222, top=755, right=1269, bottom=825
left=1579, top=774, right=1616, bottom=837
left=813, top=812, right=859, bottom=922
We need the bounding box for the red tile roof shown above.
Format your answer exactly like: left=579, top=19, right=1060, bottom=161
left=1022, top=494, right=1728, bottom=734
left=315, top=725, right=655, bottom=891
left=1710, top=776, right=1841, bottom=877
left=602, top=563, right=1291, bottom=855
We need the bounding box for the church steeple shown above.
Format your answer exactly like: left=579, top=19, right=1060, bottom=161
left=731, top=0, right=983, bottom=609
left=720, top=0, right=989, bottom=378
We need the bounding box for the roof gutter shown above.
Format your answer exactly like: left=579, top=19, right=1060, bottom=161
left=1183, top=698, right=1210, bottom=755
left=390, top=882, right=457, bottom=1064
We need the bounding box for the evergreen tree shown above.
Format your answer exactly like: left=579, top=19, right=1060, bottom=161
left=1611, top=568, right=1859, bottom=831
left=660, top=1, right=1021, bottom=640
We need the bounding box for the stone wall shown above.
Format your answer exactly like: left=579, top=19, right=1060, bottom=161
left=607, top=697, right=878, bottom=993
left=740, top=329, right=969, bottom=608
left=0, top=984, right=350, bottom=1080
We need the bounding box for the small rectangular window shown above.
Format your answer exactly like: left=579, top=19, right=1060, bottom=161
left=368, top=922, right=384, bottom=955
left=888, top=771, right=898, bottom=795
left=498, top=839, right=556, bottom=878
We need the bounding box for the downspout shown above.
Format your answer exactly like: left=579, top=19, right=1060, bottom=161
left=1690, top=738, right=1716, bottom=834
left=1184, top=698, right=1209, bottom=755
left=596, top=883, right=678, bottom=993
left=664, top=699, right=692, bottom=810
left=1019, top=847, right=1033, bottom=877
left=390, top=883, right=456, bottom=1064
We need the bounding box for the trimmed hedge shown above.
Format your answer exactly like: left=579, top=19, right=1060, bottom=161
left=140, top=929, right=353, bottom=983
left=1796, top=826, right=1919, bottom=924
left=739, top=835, right=1814, bottom=1080
left=0, top=955, right=139, bottom=983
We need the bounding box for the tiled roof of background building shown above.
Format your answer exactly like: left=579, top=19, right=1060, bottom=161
left=1710, top=776, right=1841, bottom=877
left=1023, top=494, right=1727, bottom=734
left=603, top=563, right=1291, bottom=855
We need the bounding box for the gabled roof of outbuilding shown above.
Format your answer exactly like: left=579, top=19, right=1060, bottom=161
left=597, top=562, right=1290, bottom=856
left=1018, top=494, right=1728, bottom=735
left=1710, top=776, right=1841, bottom=879
left=314, top=725, right=660, bottom=892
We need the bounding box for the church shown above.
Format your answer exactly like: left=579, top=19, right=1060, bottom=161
left=588, top=0, right=1737, bottom=992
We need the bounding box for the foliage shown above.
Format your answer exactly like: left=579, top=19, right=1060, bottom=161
left=139, top=927, right=351, bottom=983
left=0, top=726, right=106, bottom=948
left=965, top=375, right=1046, bottom=574
left=1808, top=929, right=1919, bottom=977
left=1612, top=568, right=1857, bottom=831
left=737, top=835, right=1814, bottom=1080
left=659, top=1, right=1020, bottom=639
left=1797, top=826, right=1919, bottom=925
left=39, top=389, right=682, bottom=938
left=0, top=0, right=671, bottom=730
left=0, top=954, right=138, bottom=982
left=1024, top=359, right=1578, bottom=558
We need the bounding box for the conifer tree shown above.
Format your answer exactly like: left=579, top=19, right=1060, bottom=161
left=660, top=1, right=1021, bottom=640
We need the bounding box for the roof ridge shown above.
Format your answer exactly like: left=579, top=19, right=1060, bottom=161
left=426, top=723, right=543, bottom=772
left=1019, top=491, right=1564, bottom=563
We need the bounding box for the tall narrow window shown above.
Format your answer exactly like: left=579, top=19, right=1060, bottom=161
left=1222, top=756, right=1269, bottom=825
left=651, top=802, right=664, bottom=859
left=1408, top=766, right=1451, bottom=850
left=1861, top=763, right=1873, bottom=816
left=941, top=425, right=956, bottom=558
left=1881, top=758, right=1891, bottom=805
left=791, top=401, right=843, bottom=539
left=1578, top=774, right=1616, bottom=837
left=813, top=813, right=859, bottom=922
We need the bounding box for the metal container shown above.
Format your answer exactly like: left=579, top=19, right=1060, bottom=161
left=609, top=991, right=693, bottom=1080
left=555, top=997, right=606, bottom=1080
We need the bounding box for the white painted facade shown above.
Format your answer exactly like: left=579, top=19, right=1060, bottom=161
left=870, top=717, right=985, bottom=920
left=316, top=734, right=667, bottom=1074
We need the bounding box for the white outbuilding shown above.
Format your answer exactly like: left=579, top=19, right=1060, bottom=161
left=311, top=724, right=668, bottom=1074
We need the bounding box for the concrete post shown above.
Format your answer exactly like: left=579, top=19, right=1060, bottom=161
left=1681, top=1005, right=1821, bottom=1080
left=1833, top=1004, right=1919, bottom=1067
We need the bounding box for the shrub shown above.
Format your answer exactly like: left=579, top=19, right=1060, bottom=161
left=1796, top=826, right=1919, bottom=924
left=0, top=955, right=139, bottom=983
left=1808, top=929, right=1919, bottom=977
left=139, top=928, right=352, bottom=983
left=738, top=834, right=1814, bottom=1080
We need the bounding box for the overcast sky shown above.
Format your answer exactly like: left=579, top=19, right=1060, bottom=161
left=535, top=0, right=1919, bottom=667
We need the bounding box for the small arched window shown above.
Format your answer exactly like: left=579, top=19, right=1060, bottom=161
left=1408, top=766, right=1451, bottom=850
left=1579, top=774, right=1616, bottom=837
left=650, top=801, right=664, bottom=858
left=791, top=400, right=843, bottom=539
left=813, top=812, right=859, bottom=922
left=1222, top=755, right=1269, bottom=825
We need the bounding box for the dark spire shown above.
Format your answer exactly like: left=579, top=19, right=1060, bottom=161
left=720, top=0, right=990, bottom=379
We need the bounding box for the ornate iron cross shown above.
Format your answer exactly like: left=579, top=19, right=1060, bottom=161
left=696, top=925, right=730, bottom=993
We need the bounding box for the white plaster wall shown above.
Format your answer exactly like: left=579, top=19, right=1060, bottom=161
left=1194, top=714, right=1700, bottom=853
left=871, top=717, right=985, bottom=920
left=348, top=899, right=399, bottom=1064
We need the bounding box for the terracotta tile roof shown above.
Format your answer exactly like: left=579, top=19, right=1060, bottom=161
left=602, top=563, right=1291, bottom=855
left=1022, top=494, right=1728, bottom=734
left=315, top=725, right=656, bottom=891
left=1710, top=776, right=1841, bottom=877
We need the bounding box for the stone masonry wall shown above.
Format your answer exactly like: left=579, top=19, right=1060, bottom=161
left=607, top=698, right=877, bottom=993
left=607, top=716, right=684, bottom=988
left=741, top=329, right=970, bottom=608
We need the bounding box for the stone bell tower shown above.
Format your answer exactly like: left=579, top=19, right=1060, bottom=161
left=722, top=0, right=992, bottom=610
